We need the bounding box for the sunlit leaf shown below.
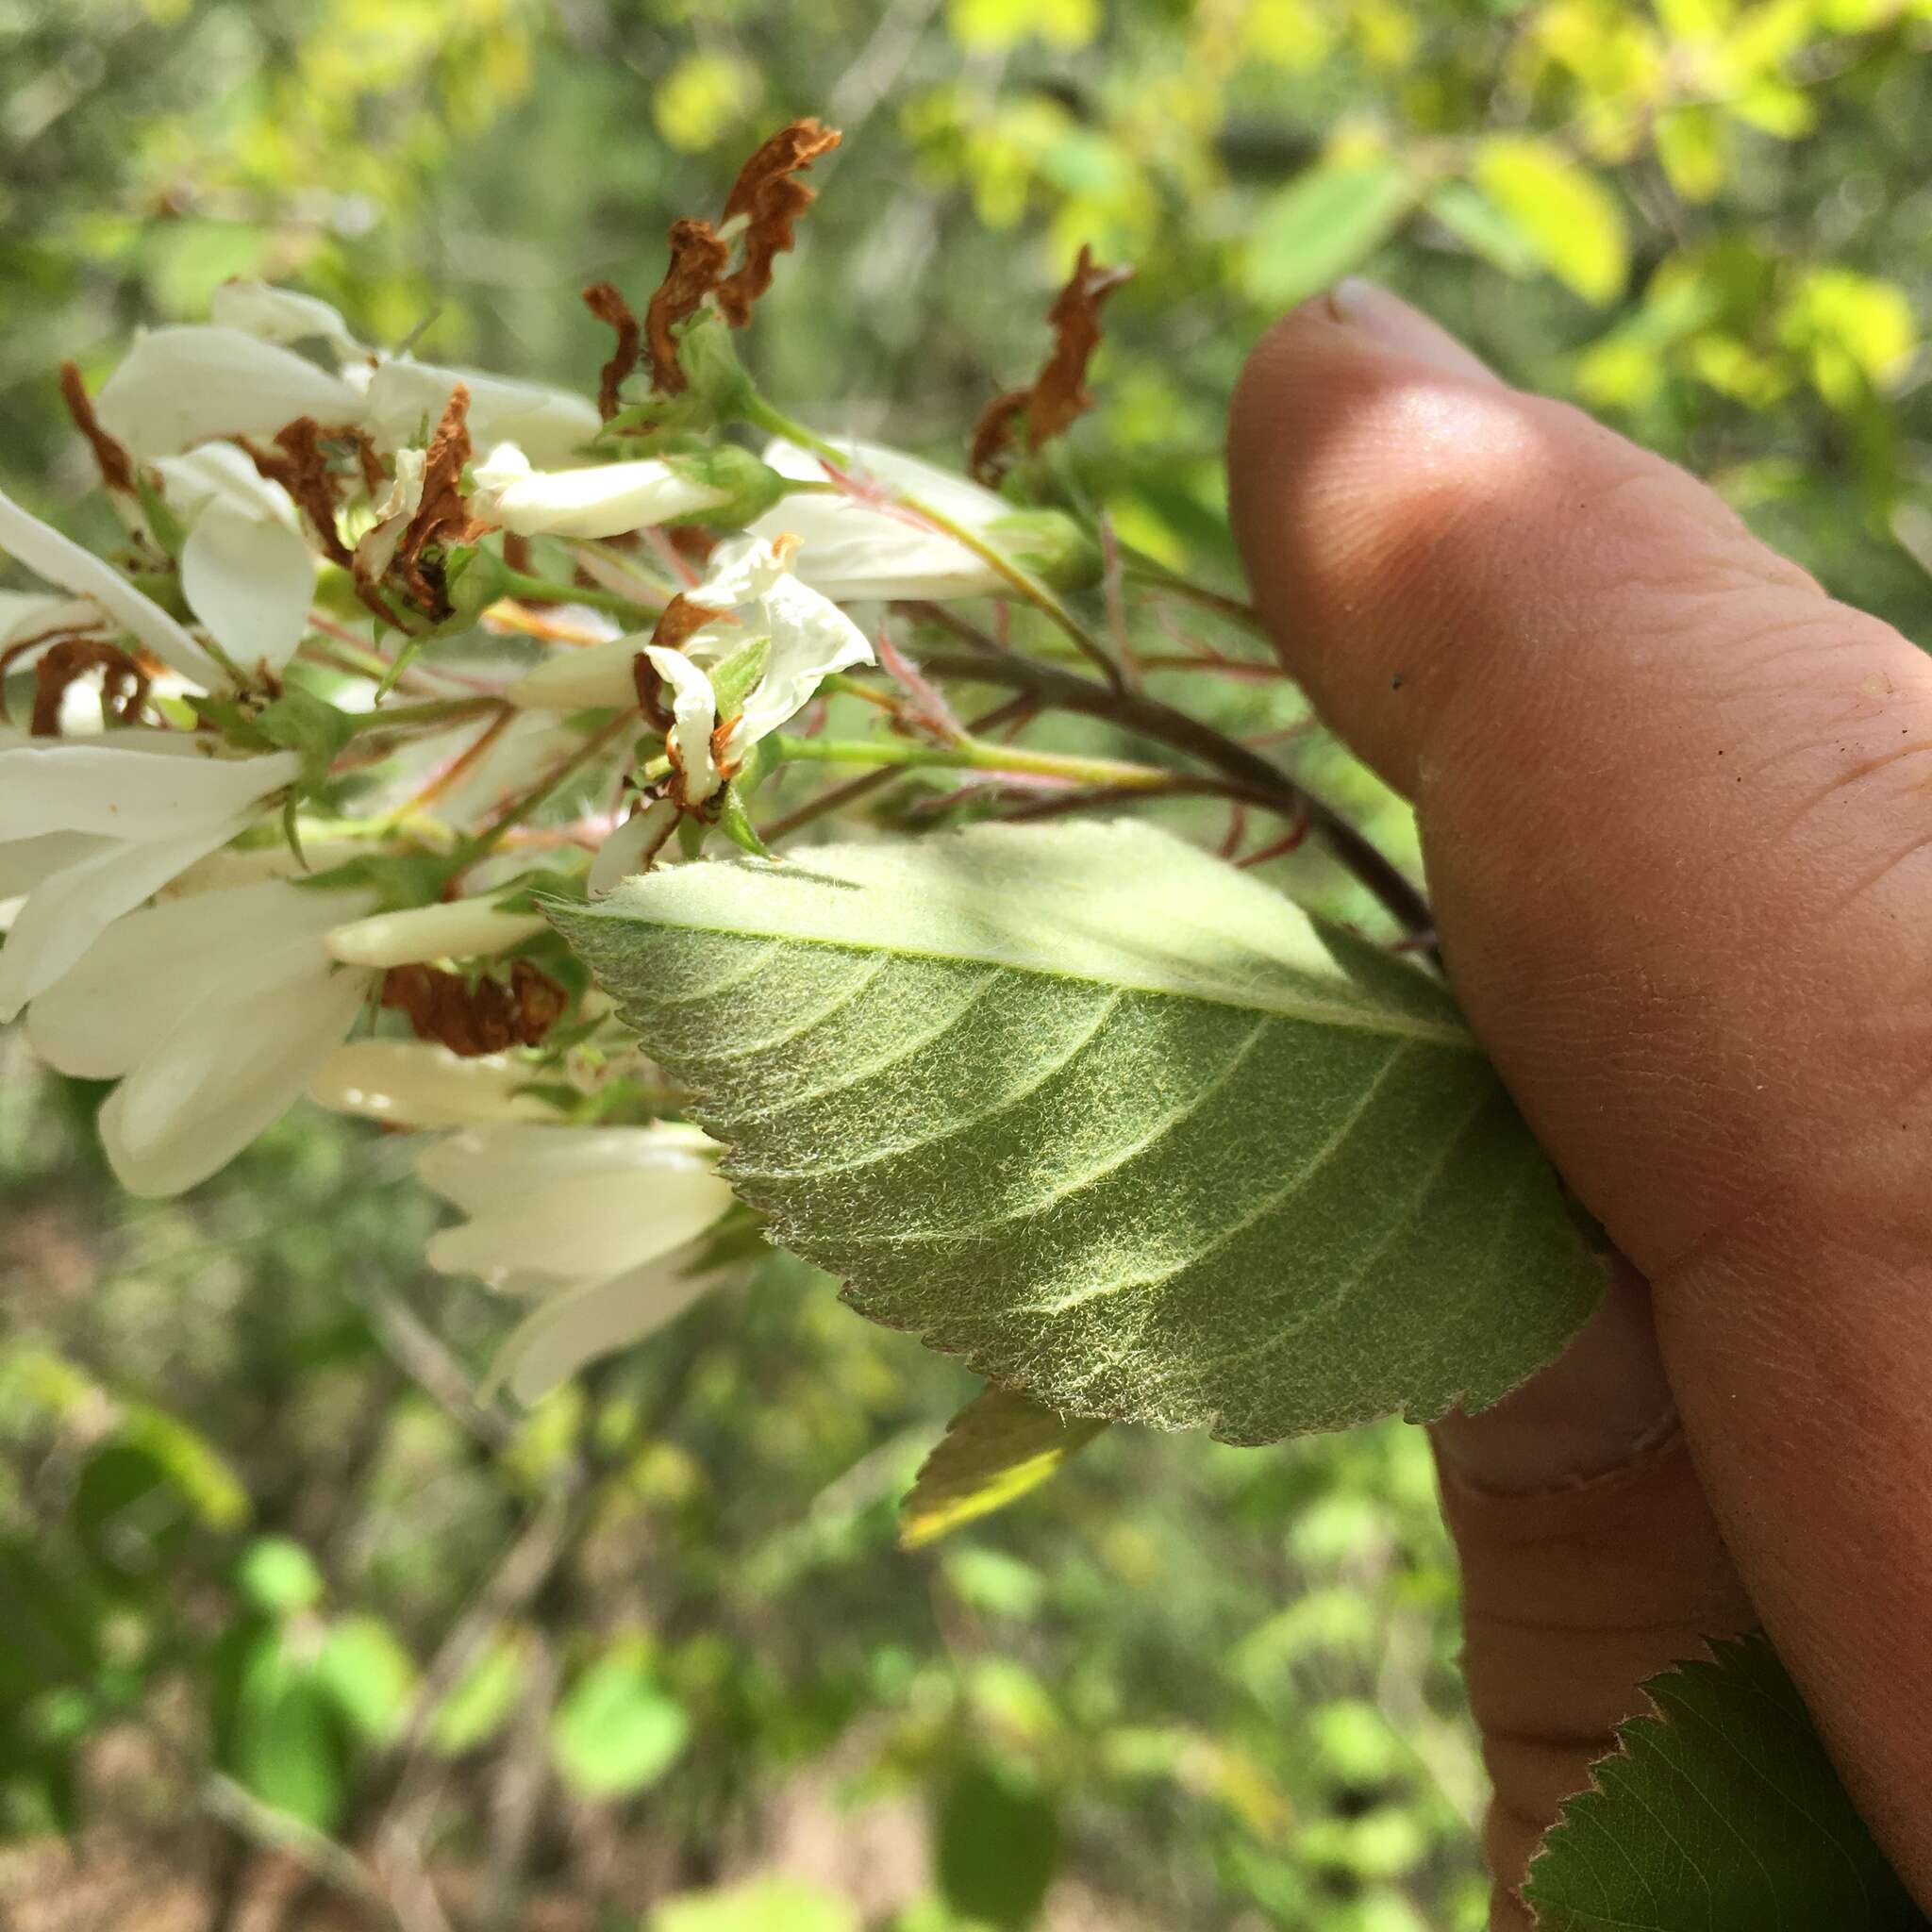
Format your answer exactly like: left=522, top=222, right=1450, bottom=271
left=1471, top=138, right=1628, bottom=305
left=550, top=821, right=1602, bottom=1445
left=1524, top=1635, right=1926, bottom=1931
left=901, top=1387, right=1107, bottom=1548
left=650, top=1878, right=859, bottom=1932
left=550, top=1640, right=690, bottom=1799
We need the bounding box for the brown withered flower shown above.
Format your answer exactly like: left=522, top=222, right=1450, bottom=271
left=644, top=219, right=734, bottom=395
left=381, top=956, right=568, bottom=1058
left=58, top=362, right=136, bottom=497
left=970, top=244, right=1134, bottom=484
left=583, top=280, right=642, bottom=421
left=391, top=385, right=490, bottom=614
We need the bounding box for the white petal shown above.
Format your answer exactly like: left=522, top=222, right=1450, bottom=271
left=363, top=359, right=600, bottom=468
left=505, top=632, right=645, bottom=710
left=0, top=814, right=249, bottom=1021
left=747, top=435, right=1005, bottom=601
left=0, top=591, right=99, bottom=649
left=180, top=503, right=315, bottom=673
left=0, top=832, right=106, bottom=901
left=94, top=326, right=363, bottom=458
left=209, top=281, right=364, bottom=361
left=27, top=879, right=363, bottom=1077
left=153, top=444, right=300, bottom=527
left=352, top=445, right=425, bottom=584
left=0, top=486, right=224, bottom=684
left=729, top=574, right=874, bottom=751
left=588, top=799, right=678, bottom=895
left=471, top=445, right=725, bottom=540
left=642, top=647, right=720, bottom=804
left=325, top=899, right=546, bottom=969
left=486, top=1251, right=727, bottom=1404
left=99, top=960, right=371, bottom=1196
left=416, top=1119, right=722, bottom=1216
left=307, top=1039, right=554, bottom=1126
left=0, top=741, right=301, bottom=841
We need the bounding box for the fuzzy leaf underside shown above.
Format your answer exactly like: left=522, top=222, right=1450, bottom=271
left=1524, top=1635, right=1925, bottom=1931
left=900, top=1388, right=1108, bottom=1548
left=548, top=821, right=1602, bottom=1444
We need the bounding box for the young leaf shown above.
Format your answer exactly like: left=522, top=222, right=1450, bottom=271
left=902, top=1387, right=1107, bottom=1548
left=1241, top=155, right=1420, bottom=311
left=1471, top=137, right=1628, bottom=306
left=548, top=821, right=1602, bottom=1444
left=1524, top=1634, right=1926, bottom=1931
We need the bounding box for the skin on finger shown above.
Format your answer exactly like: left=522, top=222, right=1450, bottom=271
left=1229, top=282, right=1932, bottom=1900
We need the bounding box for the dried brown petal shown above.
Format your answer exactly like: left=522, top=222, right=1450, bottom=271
left=715, top=119, right=841, bottom=327
left=393, top=384, right=489, bottom=614
left=968, top=245, right=1133, bottom=484
left=644, top=220, right=731, bottom=394
left=634, top=593, right=732, bottom=730
left=380, top=956, right=567, bottom=1058
left=583, top=280, right=642, bottom=422
left=59, top=361, right=135, bottom=496
left=248, top=417, right=356, bottom=568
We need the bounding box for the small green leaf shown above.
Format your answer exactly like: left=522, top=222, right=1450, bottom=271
left=549, top=821, right=1601, bottom=1445
left=1471, top=138, right=1628, bottom=305
left=550, top=1640, right=691, bottom=1799
left=428, top=1628, right=527, bottom=1756
left=1241, top=155, right=1419, bottom=310
left=901, top=1387, right=1106, bottom=1548
left=316, top=1615, right=418, bottom=1744
left=936, top=1760, right=1059, bottom=1929
left=1524, top=1635, right=1926, bottom=1931
left=1424, top=180, right=1541, bottom=277
left=221, top=1628, right=350, bottom=1832
left=235, top=1537, right=325, bottom=1616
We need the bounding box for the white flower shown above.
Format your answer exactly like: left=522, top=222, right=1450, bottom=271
left=641, top=534, right=874, bottom=807
left=308, top=1039, right=556, bottom=1127
left=0, top=734, right=302, bottom=1021
left=353, top=446, right=425, bottom=586
left=94, top=325, right=365, bottom=458
left=588, top=798, right=679, bottom=895
left=0, top=485, right=224, bottom=685
left=415, top=1121, right=738, bottom=1403
left=324, top=896, right=547, bottom=970
left=468, top=441, right=731, bottom=540
left=210, top=280, right=365, bottom=362
left=744, top=436, right=1015, bottom=600
left=24, top=878, right=376, bottom=1196
left=363, top=358, right=600, bottom=468
left=504, top=630, right=650, bottom=712
left=152, top=445, right=315, bottom=673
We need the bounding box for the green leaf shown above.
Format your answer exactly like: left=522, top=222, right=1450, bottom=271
left=316, top=1615, right=418, bottom=1744
left=427, top=1628, right=527, bottom=1757
left=1470, top=138, right=1628, bottom=305
left=649, top=1877, right=860, bottom=1932
left=235, top=1537, right=325, bottom=1616
left=901, top=1387, right=1107, bottom=1548
left=548, top=821, right=1601, bottom=1445
left=1241, top=156, right=1420, bottom=310
left=1424, top=180, right=1541, bottom=277
left=1524, top=1635, right=1926, bottom=1931
left=936, top=1760, right=1059, bottom=1928
left=550, top=1640, right=691, bottom=1799
left=219, top=1626, right=350, bottom=1833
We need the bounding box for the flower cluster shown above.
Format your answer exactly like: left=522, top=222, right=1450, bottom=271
left=2, top=117, right=1324, bottom=1407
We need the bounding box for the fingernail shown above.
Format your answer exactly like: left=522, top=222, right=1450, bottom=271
left=1325, top=278, right=1502, bottom=385
left=1431, top=1257, right=1679, bottom=1496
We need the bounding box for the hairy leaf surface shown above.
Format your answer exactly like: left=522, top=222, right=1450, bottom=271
left=1525, top=1635, right=1925, bottom=1930
left=550, top=821, right=1601, bottom=1443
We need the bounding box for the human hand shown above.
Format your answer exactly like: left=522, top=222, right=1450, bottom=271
left=1228, top=280, right=1932, bottom=1927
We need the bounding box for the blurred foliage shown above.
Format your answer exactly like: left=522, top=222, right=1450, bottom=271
left=3, top=0, right=1930, bottom=1924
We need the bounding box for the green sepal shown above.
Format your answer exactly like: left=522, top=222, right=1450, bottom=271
left=135, top=474, right=187, bottom=560
left=711, top=781, right=771, bottom=859
left=662, top=445, right=788, bottom=528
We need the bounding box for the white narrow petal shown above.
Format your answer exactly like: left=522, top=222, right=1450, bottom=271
left=180, top=503, right=316, bottom=673
left=99, top=961, right=371, bottom=1197
left=352, top=444, right=425, bottom=584
left=0, top=832, right=106, bottom=901
left=643, top=647, right=720, bottom=803
left=486, top=1252, right=727, bottom=1404
left=209, top=280, right=364, bottom=360
left=0, top=486, right=224, bottom=684
left=505, top=633, right=645, bottom=710
left=363, top=358, right=600, bottom=468
left=26, top=879, right=364, bottom=1077
left=729, top=575, right=875, bottom=751
left=588, top=799, right=678, bottom=895
left=416, top=1120, right=722, bottom=1215
left=0, top=814, right=251, bottom=1021
left=308, top=1039, right=554, bottom=1126
left=94, top=326, right=363, bottom=458
left=759, top=434, right=1008, bottom=524
left=471, top=446, right=726, bottom=540
left=325, top=899, right=547, bottom=969
left=0, top=741, right=302, bottom=841
left=153, top=443, right=300, bottom=527
left=0, top=591, right=99, bottom=649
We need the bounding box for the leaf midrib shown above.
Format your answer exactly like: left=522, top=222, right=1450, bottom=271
left=602, top=910, right=1474, bottom=1051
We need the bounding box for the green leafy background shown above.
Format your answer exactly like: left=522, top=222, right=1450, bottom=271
left=5, top=0, right=1931, bottom=1925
